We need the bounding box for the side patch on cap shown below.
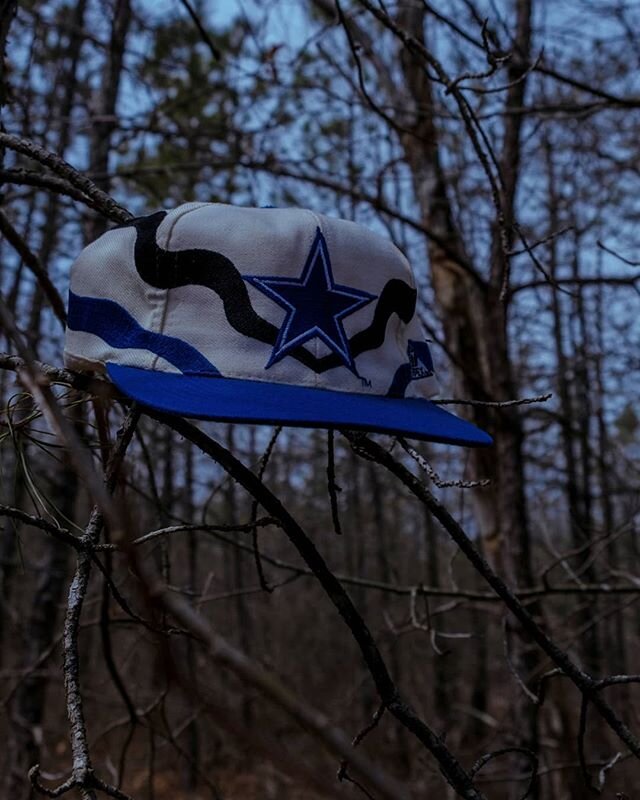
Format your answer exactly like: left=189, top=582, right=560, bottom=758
left=408, top=340, right=434, bottom=379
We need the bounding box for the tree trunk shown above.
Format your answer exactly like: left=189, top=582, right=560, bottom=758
left=226, top=424, right=254, bottom=727
left=0, top=0, right=17, bottom=114
left=396, top=3, right=539, bottom=795
left=183, top=438, right=200, bottom=791
left=27, top=0, right=87, bottom=347
left=423, top=506, right=451, bottom=724
left=6, top=405, right=82, bottom=798
left=86, top=0, right=131, bottom=241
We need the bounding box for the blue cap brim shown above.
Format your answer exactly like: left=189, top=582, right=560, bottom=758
left=107, top=364, right=492, bottom=447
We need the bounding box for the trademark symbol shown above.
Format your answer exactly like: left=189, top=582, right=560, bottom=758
left=360, top=377, right=372, bottom=388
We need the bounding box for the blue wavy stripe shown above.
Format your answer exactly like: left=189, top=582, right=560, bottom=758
left=67, top=291, right=219, bottom=375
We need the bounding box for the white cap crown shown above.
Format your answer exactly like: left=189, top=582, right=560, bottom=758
left=64, top=202, right=439, bottom=400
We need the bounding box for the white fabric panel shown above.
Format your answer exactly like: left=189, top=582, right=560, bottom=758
left=64, top=330, right=178, bottom=374
left=64, top=224, right=165, bottom=372
left=156, top=203, right=434, bottom=397
left=64, top=202, right=438, bottom=400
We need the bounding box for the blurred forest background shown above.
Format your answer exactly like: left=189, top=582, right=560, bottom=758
left=1, top=1, right=640, bottom=798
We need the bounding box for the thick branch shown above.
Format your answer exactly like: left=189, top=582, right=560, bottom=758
left=344, top=432, right=640, bottom=760
left=145, top=410, right=486, bottom=800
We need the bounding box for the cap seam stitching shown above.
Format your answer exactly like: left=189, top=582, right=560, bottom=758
left=151, top=202, right=212, bottom=370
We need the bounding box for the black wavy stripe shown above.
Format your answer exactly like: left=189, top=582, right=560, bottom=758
left=126, top=210, right=417, bottom=374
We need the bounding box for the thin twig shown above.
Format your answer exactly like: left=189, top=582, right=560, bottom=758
left=327, top=428, right=344, bottom=534
left=469, top=747, right=538, bottom=800
left=249, top=425, right=282, bottom=592
left=178, top=0, right=221, bottom=60
left=398, top=438, right=490, bottom=489
left=434, top=392, right=552, bottom=408
left=344, top=431, right=640, bottom=761
left=0, top=132, right=131, bottom=223
left=0, top=209, right=67, bottom=326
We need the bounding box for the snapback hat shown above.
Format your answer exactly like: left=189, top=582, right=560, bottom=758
left=64, top=202, right=492, bottom=446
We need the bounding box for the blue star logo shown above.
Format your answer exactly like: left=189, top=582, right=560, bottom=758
left=244, top=228, right=376, bottom=372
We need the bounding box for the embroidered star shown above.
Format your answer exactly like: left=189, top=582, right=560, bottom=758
left=244, top=228, right=376, bottom=371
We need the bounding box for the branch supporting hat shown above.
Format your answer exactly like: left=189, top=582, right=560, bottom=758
left=64, top=202, right=492, bottom=446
